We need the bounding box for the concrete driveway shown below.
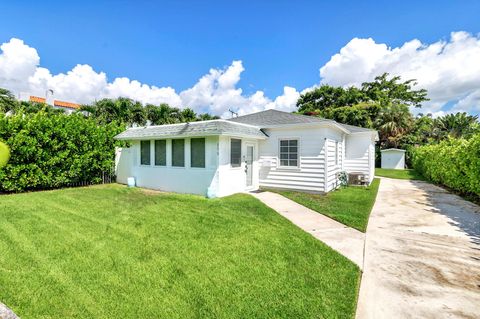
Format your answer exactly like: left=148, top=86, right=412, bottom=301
left=356, top=177, right=480, bottom=319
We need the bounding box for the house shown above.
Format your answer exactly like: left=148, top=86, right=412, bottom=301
left=114, top=109, right=378, bottom=197
left=22, top=95, right=81, bottom=114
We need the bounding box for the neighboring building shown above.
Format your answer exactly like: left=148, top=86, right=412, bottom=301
left=115, top=109, right=378, bottom=197
left=21, top=95, right=81, bottom=114
left=381, top=148, right=406, bottom=169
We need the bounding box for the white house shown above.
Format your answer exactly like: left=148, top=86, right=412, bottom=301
left=115, top=110, right=378, bottom=197
left=381, top=148, right=406, bottom=169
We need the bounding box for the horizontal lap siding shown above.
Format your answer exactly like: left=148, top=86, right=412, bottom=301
left=259, top=155, right=325, bottom=192
left=344, top=134, right=373, bottom=182
left=325, top=139, right=342, bottom=192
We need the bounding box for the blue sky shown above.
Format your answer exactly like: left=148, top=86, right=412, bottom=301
left=0, top=0, right=479, bottom=116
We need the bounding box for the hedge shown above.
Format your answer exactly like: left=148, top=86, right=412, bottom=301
left=0, top=112, right=123, bottom=192
left=412, top=133, right=480, bottom=197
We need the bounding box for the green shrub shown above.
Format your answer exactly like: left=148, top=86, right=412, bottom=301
left=412, top=134, right=480, bottom=197
left=0, top=112, right=123, bottom=192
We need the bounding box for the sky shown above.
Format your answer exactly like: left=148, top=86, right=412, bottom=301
left=0, top=0, right=479, bottom=117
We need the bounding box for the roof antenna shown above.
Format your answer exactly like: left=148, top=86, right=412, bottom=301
left=228, top=109, right=238, bottom=118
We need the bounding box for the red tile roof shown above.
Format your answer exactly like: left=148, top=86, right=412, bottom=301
left=53, top=100, right=80, bottom=110
left=29, top=96, right=46, bottom=103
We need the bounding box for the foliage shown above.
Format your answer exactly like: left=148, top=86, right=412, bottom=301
left=0, top=88, right=18, bottom=113
left=375, top=103, right=414, bottom=148
left=375, top=168, right=425, bottom=181
left=0, top=185, right=360, bottom=318
left=0, top=111, right=123, bottom=192
left=337, top=171, right=348, bottom=187
left=412, top=134, right=480, bottom=197
left=265, top=178, right=380, bottom=232
left=297, top=73, right=428, bottom=114
left=81, top=98, right=219, bottom=126
left=0, top=141, right=9, bottom=168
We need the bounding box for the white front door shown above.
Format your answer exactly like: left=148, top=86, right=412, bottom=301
left=245, top=144, right=254, bottom=188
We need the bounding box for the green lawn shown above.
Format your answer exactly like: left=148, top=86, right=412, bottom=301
left=265, top=178, right=380, bottom=232
left=0, top=184, right=360, bottom=319
left=375, top=168, right=425, bottom=180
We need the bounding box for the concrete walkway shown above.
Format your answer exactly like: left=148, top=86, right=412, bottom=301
left=251, top=191, right=365, bottom=269
left=356, top=178, right=480, bottom=319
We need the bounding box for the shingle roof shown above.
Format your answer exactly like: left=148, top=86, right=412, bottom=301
left=228, top=109, right=375, bottom=133
left=115, top=120, right=267, bottom=140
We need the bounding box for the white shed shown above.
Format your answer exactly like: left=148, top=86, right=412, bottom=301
left=381, top=148, right=406, bottom=169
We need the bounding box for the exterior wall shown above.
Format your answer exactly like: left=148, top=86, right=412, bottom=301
left=344, top=133, right=376, bottom=183
left=325, top=138, right=343, bottom=192
left=258, top=126, right=344, bottom=192
left=116, top=136, right=219, bottom=196
left=381, top=150, right=405, bottom=169
left=216, top=136, right=260, bottom=197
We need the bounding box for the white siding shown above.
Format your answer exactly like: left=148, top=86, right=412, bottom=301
left=324, top=138, right=343, bottom=192
left=258, top=126, right=344, bottom=192
left=215, top=136, right=260, bottom=197
left=344, top=133, right=375, bottom=183
left=116, top=136, right=219, bottom=196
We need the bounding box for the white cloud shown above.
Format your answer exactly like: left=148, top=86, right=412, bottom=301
left=1, top=32, right=479, bottom=118
left=320, top=31, right=480, bottom=115
left=0, top=38, right=299, bottom=117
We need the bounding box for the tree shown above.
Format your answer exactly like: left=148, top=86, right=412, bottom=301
left=375, top=103, right=414, bottom=148
left=180, top=108, right=197, bottom=122
left=296, top=73, right=429, bottom=128
left=361, top=73, right=428, bottom=108
left=434, top=112, right=479, bottom=139
left=0, top=88, right=18, bottom=113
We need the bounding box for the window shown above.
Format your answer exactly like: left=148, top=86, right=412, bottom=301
left=279, top=139, right=298, bottom=167
left=155, top=140, right=166, bottom=166
left=191, top=138, right=205, bottom=168
left=140, top=140, right=151, bottom=165
left=172, top=139, right=185, bottom=167
left=230, top=139, right=242, bottom=167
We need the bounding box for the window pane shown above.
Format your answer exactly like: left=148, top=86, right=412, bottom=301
left=191, top=138, right=205, bottom=168
left=140, top=140, right=151, bottom=165
left=172, top=139, right=185, bottom=167
left=279, top=139, right=298, bottom=167
left=155, top=140, right=166, bottom=166
left=230, top=139, right=241, bottom=167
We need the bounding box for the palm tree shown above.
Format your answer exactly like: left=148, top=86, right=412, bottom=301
left=375, top=103, right=413, bottom=148
left=434, top=112, right=479, bottom=139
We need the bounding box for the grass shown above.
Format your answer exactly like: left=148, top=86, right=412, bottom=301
left=0, top=184, right=360, bottom=319
left=265, top=178, right=380, bottom=232
left=375, top=168, right=425, bottom=180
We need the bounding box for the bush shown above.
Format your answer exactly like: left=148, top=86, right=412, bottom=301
left=0, top=112, right=124, bottom=192
left=412, top=134, right=480, bottom=197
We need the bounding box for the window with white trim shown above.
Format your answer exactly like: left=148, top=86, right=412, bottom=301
left=172, top=139, right=185, bottom=167
left=230, top=139, right=242, bottom=168
left=190, top=138, right=205, bottom=168
left=140, top=140, right=151, bottom=165
left=279, top=139, right=298, bottom=167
